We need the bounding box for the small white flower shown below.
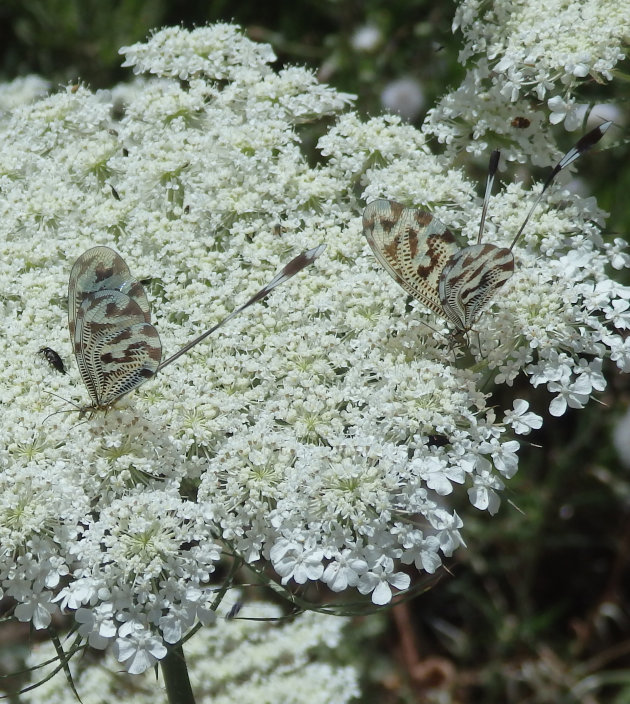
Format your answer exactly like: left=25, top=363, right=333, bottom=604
left=113, top=623, right=168, bottom=674
left=429, top=510, right=466, bottom=556
left=357, top=557, right=410, bottom=605
left=159, top=601, right=199, bottom=644
left=398, top=530, right=442, bottom=573
left=504, top=400, right=543, bottom=435
left=547, top=95, right=581, bottom=128
left=548, top=371, right=593, bottom=417
left=483, top=439, right=521, bottom=479
left=415, top=455, right=465, bottom=495
left=322, top=549, right=368, bottom=591
left=468, top=470, right=504, bottom=515
left=75, top=603, right=117, bottom=649
left=575, top=359, right=607, bottom=394
left=13, top=593, right=58, bottom=630
left=270, top=538, right=325, bottom=585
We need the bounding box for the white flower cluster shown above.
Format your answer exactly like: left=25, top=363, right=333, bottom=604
left=424, top=0, right=629, bottom=159
left=0, top=74, right=49, bottom=113
left=22, top=595, right=360, bottom=702
left=0, top=18, right=626, bottom=673
left=120, top=23, right=277, bottom=80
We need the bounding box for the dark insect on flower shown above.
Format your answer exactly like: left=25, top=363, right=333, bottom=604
left=428, top=434, right=449, bottom=447
left=511, top=116, right=531, bottom=128
left=110, top=184, right=121, bottom=200
left=39, top=346, right=66, bottom=374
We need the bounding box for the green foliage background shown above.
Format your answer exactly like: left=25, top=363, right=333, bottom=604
left=1, top=2, right=629, bottom=702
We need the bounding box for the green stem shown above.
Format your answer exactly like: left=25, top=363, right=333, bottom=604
left=161, top=643, right=196, bottom=704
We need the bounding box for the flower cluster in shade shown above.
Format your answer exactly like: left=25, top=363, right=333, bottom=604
left=22, top=595, right=360, bottom=700
left=0, top=17, right=627, bottom=673
left=423, top=0, right=629, bottom=160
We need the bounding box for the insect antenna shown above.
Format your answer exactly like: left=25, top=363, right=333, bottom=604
left=158, top=244, right=326, bottom=372
left=41, top=390, right=88, bottom=426
left=477, top=149, right=500, bottom=245
left=508, top=120, right=612, bottom=251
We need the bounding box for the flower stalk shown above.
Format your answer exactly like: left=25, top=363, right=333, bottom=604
left=161, top=644, right=196, bottom=704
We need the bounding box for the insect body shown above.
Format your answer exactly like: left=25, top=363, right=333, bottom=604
left=511, top=117, right=531, bottom=128
left=39, top=346, right=66, bottom=374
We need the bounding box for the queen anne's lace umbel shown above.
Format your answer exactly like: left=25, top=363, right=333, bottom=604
left=0, top=17, right=627, bottom=672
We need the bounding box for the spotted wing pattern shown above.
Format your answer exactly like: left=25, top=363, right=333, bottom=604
left=363, top=200, right=516, bottom=333
left=68, top=247, right=162, bottom=411
left=68, top=246, right=151, bottom=341
left=362, top=200, right=458, bottom=320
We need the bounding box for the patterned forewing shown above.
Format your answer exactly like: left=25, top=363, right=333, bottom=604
left=68, top=246, right=151, bottom=341
left=74, top=290, right=162, bottom=406
left=89, top=323, right=161, bottom=406
left=438, top=244, right=514, bottom=331
left=363, top=200, right=458, bottom=317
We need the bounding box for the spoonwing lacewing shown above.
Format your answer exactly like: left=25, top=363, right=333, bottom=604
left=362, top=121, right=611, bottom=336
left=68, top=244, right=325, bottom=415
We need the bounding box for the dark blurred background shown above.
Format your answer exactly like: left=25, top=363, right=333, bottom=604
left=1, top=2, right=629, bottom=702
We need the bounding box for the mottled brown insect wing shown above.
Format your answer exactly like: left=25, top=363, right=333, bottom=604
left=438, top=244, right=514, bottom=331
left=73, top=289, right=161, bottom=407
left=68, top=247, right=151, bottom=341
left=363, top=199, right=458, bottom=318
left=69, top=246, right=161, bottom=411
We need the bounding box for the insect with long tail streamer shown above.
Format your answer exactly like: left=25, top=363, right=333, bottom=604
left=66, top=244, right=325, bottom=417
left=362, top=121, right=612, bottom=337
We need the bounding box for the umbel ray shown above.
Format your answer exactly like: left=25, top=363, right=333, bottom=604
left=60, top=243, right=325, bottom=418
left=362, top=121, right=612, bottom=338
